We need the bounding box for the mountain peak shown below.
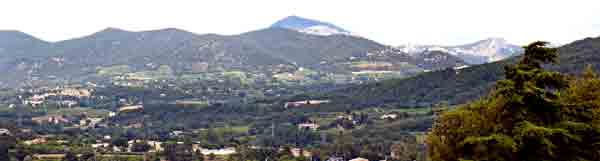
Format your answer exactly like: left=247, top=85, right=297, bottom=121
left=0, top=30, right=32, bottom=37
left=0, top=29, right=23, bottom=33
left=483, top=37, right=506, bottom=42
left=96, top=27, right=132, bottom=34
left=478, top=37, right=508, bottom=45
left=141, top=28, right=197, bottom=35
left=0, top=30, right=48, bottom=44
left=397, top=38, right=523, bottom=64
left=270, top=16, right=351, bottom=36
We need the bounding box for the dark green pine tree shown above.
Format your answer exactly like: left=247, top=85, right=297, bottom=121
left=428, top=41, right=600, bottom=161
left=63, top=151, right=79, bottom=161
left=0, top=145, right=8, bottom=161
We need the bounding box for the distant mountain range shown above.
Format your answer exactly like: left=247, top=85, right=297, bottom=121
left=397, top=38, right=523, bottom=64
left=0, top=16, right=523, bottom=87
left=323, top=36, right=600, bottom=107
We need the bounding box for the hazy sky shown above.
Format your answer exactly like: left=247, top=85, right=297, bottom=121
left=1, top=0, right=599, bottom=45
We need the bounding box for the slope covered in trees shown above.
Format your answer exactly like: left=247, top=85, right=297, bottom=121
left=326, top=36, right=600, bottom=107
left=427, top=42, right=600, bottom=161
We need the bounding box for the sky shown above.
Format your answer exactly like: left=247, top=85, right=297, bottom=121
left=0, top=0, right=599, bottom=46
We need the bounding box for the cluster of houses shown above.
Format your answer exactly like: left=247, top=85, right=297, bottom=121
left=15, top=130, right=413, bottom=161
left=91, top=139, right=237, bottom=155
left=31, top=115, right=71, bottom=125
left=298, top=122, right=321, bottom=131
left=22, top=87, right=93, bottom=107
left=284, top=99, right=331, bottom=108
left=29, top=111, right=115, bottom=129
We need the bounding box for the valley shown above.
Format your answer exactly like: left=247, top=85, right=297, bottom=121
left=1, top=14, right=598, bottom=161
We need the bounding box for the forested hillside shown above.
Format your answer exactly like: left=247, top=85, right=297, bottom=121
left=428, top=41, right=600, bottom=161
left=326, top=36, right=600, bottom=107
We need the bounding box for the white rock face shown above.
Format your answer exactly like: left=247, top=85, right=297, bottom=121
left=270, top=16, right=356, bottom=36
left=397, top=38, right=524, bottom=64
left=298, top=25, right=351, bottom=36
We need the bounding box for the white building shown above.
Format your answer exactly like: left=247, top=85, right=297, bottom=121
left=380, top=114, right=398, bottom=120
left=0, top=129, right=11, bottom=136
left=200, top=147, right=236, bottom=155
left=298, top=123, right=320, bottom=131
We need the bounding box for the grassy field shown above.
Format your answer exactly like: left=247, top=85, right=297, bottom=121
left=97, top=65, right=131, bottom=76
left=350, top=61, right=393, bottom=69
left=46, top=107, right=112, bottom=118
left=213, top=125, right=250, bottom=134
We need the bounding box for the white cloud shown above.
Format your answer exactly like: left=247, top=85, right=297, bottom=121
left=0, top=0, right=599, bottom=45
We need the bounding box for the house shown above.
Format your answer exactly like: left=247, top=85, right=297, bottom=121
left=200, top=147, right=236, bottom=155
left=59, top=88, right=92, bottom=98
left=92, top=143, right=110, bottom=148
left=350, top=157, right=369, bottom=161
left=113, top=146, right=123, bottom=152
left=20, top=129, right=32, bottom=133
left=284, top=100, right=331, bottom=108
left=298, top=123, right=320, bottom=131
left=290, top=148, right=312, bottom=157
left=24, top=137, right=48, bottom=145
left=56, top=140, right=69, bottom=144
left=147, top=141, right=164, bottom=152
left=127, top=140, right=143, bottom=152
left=126, top=123, right=143, bottom=129
left=0, top=129, right=11, bottom=136
left=118, top=105, right=144, bottom=112
left=24, top=95, right=45, bottom=107
left=380, top=114, right=398, bottom=120
left=31, top=115, right=70, bottom=125
left=79, top=118, right=103, bottom=128
left=108, top=112, right=117, bottom=117
left=58, top=100, right=78, bottom=108
left=169, top=130, right=184, bottom=137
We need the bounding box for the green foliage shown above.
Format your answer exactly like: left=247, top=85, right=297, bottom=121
left=131, top=141, right=151, bottom=152
left=326, top=37, right=600, bottom=107
left=427, top=42, right=600, bottom=161
left=0, top=145, right=8, bottom=161
left=62, top=151, right=78, bottom=161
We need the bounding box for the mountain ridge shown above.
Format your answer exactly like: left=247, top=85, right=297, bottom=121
left=0, top=27, right=451, bottom=87
left=397, top=38, right=523, bottom=64
left=321, top=36, right=600, bottom=107
left=0, top=16, right=527, bottom=87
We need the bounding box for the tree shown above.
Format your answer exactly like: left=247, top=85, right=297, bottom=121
left=63, top=151, right=79, bottom=161
left=165, top=143, right=194, bottom=161
left=427, top=41, right=600, bottom=161
left=0, top=121, right=15, bottom=161
left=131, top=141, right=151, bottom=152
left=79, top=151, right=95, bottom=161
left=207, top=153, right=216, bottom=161
left=195, top=150, right=205, bottom=161
left=111, top=137, right=128, bottom=148
left=391, top=136, right=418, bottom=161
left=15, top=146, right=32, bottom=161
left=0, top=145, right=8, bottom=161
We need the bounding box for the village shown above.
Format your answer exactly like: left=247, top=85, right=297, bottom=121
left=1, top=127, right=422, bottom=161
left=0, top=63, right=432, bottom=161
left=0, top=90, right=429, bottom=161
